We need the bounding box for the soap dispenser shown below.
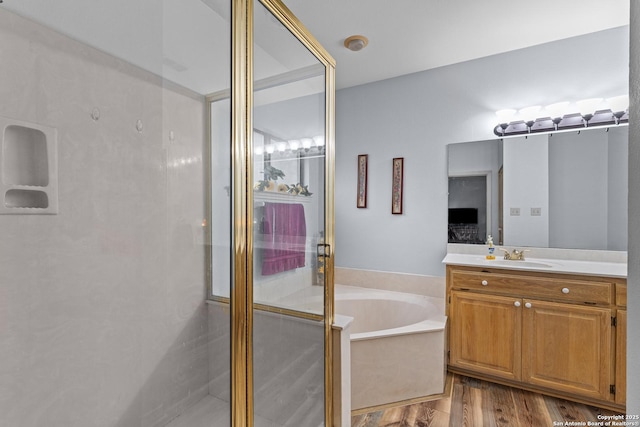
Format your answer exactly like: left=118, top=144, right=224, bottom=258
left=486, top=235, right=495, bottom=260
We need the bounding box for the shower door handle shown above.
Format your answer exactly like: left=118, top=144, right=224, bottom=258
left=317, top=243, right=331, bottom=258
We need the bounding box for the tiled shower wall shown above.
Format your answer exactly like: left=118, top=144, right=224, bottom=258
left=0, top=9, right=209, bottom=427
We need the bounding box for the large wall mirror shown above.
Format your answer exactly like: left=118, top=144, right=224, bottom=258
left=448, top=126, right=628, bottom=251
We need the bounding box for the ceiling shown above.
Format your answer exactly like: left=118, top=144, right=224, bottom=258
left=282, top=0, right=630, bottom=89
left=2, top=0, right=630, bottom=93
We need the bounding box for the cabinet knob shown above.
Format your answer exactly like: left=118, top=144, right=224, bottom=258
left=481, top=280, right=488, bottom=286
left=562, top=287, right=570, bottom=294
left=514, top=301, right=521, bottom=307
left=525, top=302, right=532, bottom=309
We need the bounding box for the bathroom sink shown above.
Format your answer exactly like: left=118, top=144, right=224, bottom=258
left=487, top=260, right=557, bottom=269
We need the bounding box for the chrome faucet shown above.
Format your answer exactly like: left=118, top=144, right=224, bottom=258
left=499, top=248, right=528, bottom=260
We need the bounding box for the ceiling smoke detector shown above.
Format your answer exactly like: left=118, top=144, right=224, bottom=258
left=344, top=35, right=368, bottom=52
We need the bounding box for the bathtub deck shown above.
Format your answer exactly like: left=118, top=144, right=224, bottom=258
left=351, top=374, right=619, bottom=427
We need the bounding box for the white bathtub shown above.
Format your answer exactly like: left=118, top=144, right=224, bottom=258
left=336, top=285, right=447, bottom=411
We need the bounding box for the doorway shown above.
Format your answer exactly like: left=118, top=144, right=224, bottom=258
left=448, top=174, right=490, bottom=244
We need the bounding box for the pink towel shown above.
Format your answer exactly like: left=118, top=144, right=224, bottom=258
left=261, top=203, right=306, bottom=276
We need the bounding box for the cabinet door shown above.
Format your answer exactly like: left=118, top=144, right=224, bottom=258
left=450, top=291, right=521, bottom=381
left=522, top=299, right=612, bottom=401
left=615, top=309, right=626, bottom=405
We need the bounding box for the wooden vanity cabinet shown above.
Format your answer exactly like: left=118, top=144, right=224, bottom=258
left=521, top=299, right=611, bottom=400
left=615, top=282, right=627, bottom=405
left=447, top=265, right=626, bottom=411
left=450, top=291, right=522, bottom=381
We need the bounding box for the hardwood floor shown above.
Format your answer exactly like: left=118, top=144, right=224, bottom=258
left=351, top=374, right=620, bottom=427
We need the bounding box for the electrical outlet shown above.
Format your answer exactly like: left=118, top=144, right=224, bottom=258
left=531, top=207, right=542, bottom=216
left=510, top=207, right=520, bottom=216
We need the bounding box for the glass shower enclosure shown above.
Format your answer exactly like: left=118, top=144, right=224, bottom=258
left=0, top=0, right=335, bottom=426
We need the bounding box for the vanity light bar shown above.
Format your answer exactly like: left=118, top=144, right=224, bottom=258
left=254, top=129, right=326, bottom=156
left=494, top=97, right=629, bottom=137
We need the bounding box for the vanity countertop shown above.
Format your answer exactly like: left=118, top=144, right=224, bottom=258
left=442, top=252, right=627, bottom=278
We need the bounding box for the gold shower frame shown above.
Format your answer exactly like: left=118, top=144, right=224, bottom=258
left=206, top=1, right=336, bottom=425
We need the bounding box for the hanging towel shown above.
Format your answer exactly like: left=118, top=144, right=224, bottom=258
left=261, top=202, right=306, bottom=276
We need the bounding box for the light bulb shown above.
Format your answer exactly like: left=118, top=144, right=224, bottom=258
left=301, top=138, right=312, bottom=150
left=313, top=135, right=325, bottom=147
left=606, top=95, right=629, bottom=113
left=495, top=109, right=516, bottom=124
left=544, top=101, right=570, bottom=119
left=288, top=139, right=300, bottom=150
left=576, top=98, right=603, bottom=115
left=518, top=106, right=541, bottom=122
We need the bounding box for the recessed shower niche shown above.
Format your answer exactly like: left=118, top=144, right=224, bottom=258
left=0, top=116, right=58, bottom=214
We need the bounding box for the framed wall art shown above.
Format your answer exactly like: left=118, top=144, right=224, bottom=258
left=391, top=157, right=404, bottom=214
left=357, top=154, right=368, bottom=208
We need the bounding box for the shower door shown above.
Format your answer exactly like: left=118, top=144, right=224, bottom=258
left=250, top=1, right=335, bottom=426
left=209, top=0, right=336, bottom=425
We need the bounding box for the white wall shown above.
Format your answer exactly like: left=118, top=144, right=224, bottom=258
left=0, top=9, right=209, bottom=426
left=607, top=126, right=629, bottom=251
left=549, top=129, right=610, bottom=250
left=335, top=26, right=629, bottom=276
left=503, top=135, right=550, bottom=247
left=627, top=0, right=640, bottom=414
